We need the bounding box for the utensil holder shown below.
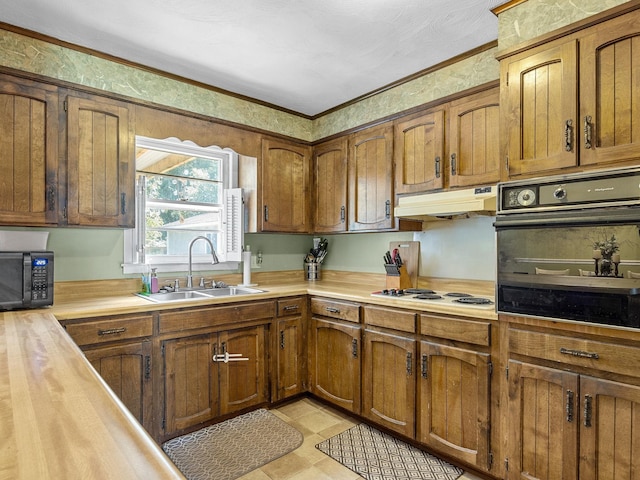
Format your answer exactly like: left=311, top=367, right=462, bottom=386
left=386, top=265, right=412, bottom=290
left=304, top=262, right=321, bottom=281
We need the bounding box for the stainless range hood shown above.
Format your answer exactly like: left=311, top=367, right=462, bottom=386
left=394, top=185, right=497, bottom=220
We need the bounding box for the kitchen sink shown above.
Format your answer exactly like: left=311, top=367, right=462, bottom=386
left=136, top=286, right=265, bottom=303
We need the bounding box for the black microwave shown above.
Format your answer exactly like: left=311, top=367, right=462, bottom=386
left=0, top=251, right=54, bottom=311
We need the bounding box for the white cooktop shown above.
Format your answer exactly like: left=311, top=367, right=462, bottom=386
left=371, top=289, right=495, bottom=311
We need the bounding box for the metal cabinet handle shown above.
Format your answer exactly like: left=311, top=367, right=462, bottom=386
left=421, top=354, right=428, bottom=379
left=584, top=394, right=593, bottom=427
left=385, top=200, right=391, bottom=219
left=559, top=347, right=599, bottom=359
left=340, top=205, right=346, bottom=223
left=280, top=330, right=285, bottom=349
left=47, top=185, right=56, bottom=211
left=351, top=338, right=358, bottom=358
left=450, top=153, right=457, bottom=175
left=98, top=327, right=126, bottom=336
left=435, top=156, right=441, bottom=178
left=326, top=307, right=341, bottom=314
left=564, top=119, right=573, bottom=152
left=283, top=305, right=299, bottom=312
left=584, top=115, right=592, bottom=149
left=263, top=205, right=269, bottom=222
left=120, top=193, right=127, bottom=215
left=566, top=389, right=574, bottom=422
left=144, top=355, right=151, bottom=380
left=406, top=352, right=413, bottom=376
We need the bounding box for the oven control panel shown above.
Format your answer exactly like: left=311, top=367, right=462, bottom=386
left=499, top=167, right=640, bottom=213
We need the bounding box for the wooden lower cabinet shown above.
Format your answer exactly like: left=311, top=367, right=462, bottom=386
left=61, top=313, right=154, bottom=432
left=274, top=297, right=307, bottom=401
left=418, top=341, right=492, bottom=470
left=84, top=340, right=152, bottom=430
left=362, top=328, right=416, bottom=438
left=309, top=316, right=361, bottom=414
left=163, top=324, right=268, bottom=436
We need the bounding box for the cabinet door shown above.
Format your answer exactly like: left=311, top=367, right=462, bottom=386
left=218, top=325, right=268, bottom=415
left=261, top=138, right=311, bottom=233
left=66, top=94, right=134, bottom=227
left=507, top=360, right=579, bottom=480
left=579, top=376, right=640, bottom=480
left=418, top=341, right=491, bottom=471
left=276, top=316, right=305, bottom=400
left=363, top=328, right=416, bottom=438
left=163, top=334, right=218, bottom=434
left=313, top=137, right=348, bottom=233
left=448, top=88, right=501, bottom=188
left=84, top=341, right=152, bottom=430
left=394, top=108, right=445, bottom=194
left=309, top=316, right=361, bottom=414
left=0, top=74, right=59, bottom=225
left=503, top=40, right=578, bottom=176
left=579, top=12, right=640, bottom=167
left=349, top=124, right=394, bottom=231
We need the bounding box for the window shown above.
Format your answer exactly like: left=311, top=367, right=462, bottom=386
left=123, top=136, right=243, bottom=274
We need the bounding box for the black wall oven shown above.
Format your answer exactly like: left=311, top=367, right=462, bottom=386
left=495, top=167, right=640, bottom=328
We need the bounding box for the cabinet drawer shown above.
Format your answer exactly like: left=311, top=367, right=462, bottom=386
left=64, top=314, right=153, bottom=346
left=364, top=305, right=416, bottom=333
left=509, top=327, right=640, bottom=378
left=159, top=300, right=275, bottom=333
left=277, top=297, right=305, bottom=317
left=310, top=298, right=360, bottom=323
left=420, top=314, right=491, bottom=346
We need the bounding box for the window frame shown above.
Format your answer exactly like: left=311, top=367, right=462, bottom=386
left=122, top=136, right=242, bottom=275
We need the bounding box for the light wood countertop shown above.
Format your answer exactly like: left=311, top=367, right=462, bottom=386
left=1, top=270, right=496, bottom=479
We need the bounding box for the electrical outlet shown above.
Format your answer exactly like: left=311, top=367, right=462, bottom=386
left=251, top=255, right=261, bottom=268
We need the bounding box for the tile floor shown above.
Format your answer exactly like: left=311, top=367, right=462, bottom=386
left=237, top=397, right=483, bottom=480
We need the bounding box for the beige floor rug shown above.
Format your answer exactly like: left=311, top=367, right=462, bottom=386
left=317, top=423, right=463, bottom=480
left=162, top=408, right=303, bottom=480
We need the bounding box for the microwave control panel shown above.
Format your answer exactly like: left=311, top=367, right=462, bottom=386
left=31, top=256, right=51, bottom=300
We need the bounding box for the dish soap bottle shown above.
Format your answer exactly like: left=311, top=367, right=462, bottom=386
left=150, top=268, right=159, bottom=294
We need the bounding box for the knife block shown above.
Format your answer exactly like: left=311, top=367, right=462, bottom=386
left=386, top=265, right=413, bottom=290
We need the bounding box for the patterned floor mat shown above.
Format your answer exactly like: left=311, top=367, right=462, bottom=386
left=316, top=423, right=463, bottom=480
left=162, top=409, right=303, bottom=480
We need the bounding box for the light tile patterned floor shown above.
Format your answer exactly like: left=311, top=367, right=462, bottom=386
left=237, top=397, right=484, bottom=480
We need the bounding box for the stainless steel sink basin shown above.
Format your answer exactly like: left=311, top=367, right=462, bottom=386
left=136, top=286, right=265, bottom=303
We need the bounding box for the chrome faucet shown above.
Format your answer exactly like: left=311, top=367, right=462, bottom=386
left=187, top=236, right=219, bottom=288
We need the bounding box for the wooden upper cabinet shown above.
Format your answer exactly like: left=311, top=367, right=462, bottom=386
left=65, top=94, right=134, bottom=227
left=579, top=12, right=640, bottom=167
left=394, top=108, right=445, bottom=194
left=349, top=124, right=394, bottom=231
left=0, top=74, right=59, bottom=225
left=448, top=88, right=501, bottom=188
left=313, top=137, right=348, bottom=233
left=502, top=39, right=579, bottom=176
left=261, top=138, right=311, bottom=233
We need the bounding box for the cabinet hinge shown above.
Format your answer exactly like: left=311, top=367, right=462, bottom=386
left=505, top=365, right=509, bottom=379
left=504, top=457, right=509, bottom=471
left=488, top=361, right=493, bottom=377
left=161, top=343, right=165, bottom=356
left=63, top=100, right=68, bottom=112
left=488, top=451, right=493, bottom=470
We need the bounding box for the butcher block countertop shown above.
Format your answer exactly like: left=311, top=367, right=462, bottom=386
left=0, top=270, right=495, bottom=479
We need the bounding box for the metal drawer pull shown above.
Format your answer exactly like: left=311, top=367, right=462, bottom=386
left=280, top=330, right=285, bottom=349
left=352, top=338, right=358, bottom=358
left=326, top=307, right=341, bottom=314
left=566, top=390, right=574, bottom=422
left=406, top=352, right=412, bottom=376
left=212, top=352, right=249, bottom=363
left=421, top=354, right=428, bottom=379
left=98, top=327, right=126, bottom=336
left=559, top=347, right=599, bottom=359
left=283, top=305, right=299, bottom=311
left=144, top=355, right=151, bottom=380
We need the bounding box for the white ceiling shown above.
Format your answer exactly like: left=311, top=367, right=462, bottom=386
left=0, top=0, right=503, bottom=116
